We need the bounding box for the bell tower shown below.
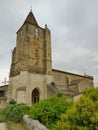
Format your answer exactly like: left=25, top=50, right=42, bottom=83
left=8, top=10, right=53, bottom=104
left=10, top=10, right=52, bottom=76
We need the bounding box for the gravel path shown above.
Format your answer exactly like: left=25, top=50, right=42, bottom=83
left=0, top=123, right=7, bottom=130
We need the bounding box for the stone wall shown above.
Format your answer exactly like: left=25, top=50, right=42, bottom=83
left=52, top=69, right=93, bottom=91
left=23, top=115, right=48, bottom=130
left=0, top=97, right=7, bottom=108
left=8, top=71, right=53, bottom=105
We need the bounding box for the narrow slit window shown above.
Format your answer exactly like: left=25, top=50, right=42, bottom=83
left=34, top=28, right=39, bottom=36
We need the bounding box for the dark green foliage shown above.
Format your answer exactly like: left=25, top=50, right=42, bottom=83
left=5, top=104, right=30, bottom=123
left=57, top=87, right=98, bottom=130
left=0, top=108, right=6, bottom=122
left=57, top=93, right=64, bottom=97
left=9, top=99, right=16, bottom=105
left=83, top=87, right=98, bottom=101
left=29, top=96, right=73, bottom=129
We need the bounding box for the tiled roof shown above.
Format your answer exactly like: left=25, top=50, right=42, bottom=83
left=70, top=79, right=82, bottom=85
left=63, top=90, right=80, bottom=96
left=0, top=85, right=8, bottom=91
left=47, top=84, right=59, bottom=93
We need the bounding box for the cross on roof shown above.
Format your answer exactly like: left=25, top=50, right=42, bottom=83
left=30, top=6, right=32, bottom=12
left=2, top=77, right=9, bottom=85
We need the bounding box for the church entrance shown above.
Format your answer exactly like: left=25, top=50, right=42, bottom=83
left=32, top=88, right=39, bottom=104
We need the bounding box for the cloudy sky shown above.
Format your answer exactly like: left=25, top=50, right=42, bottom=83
left=0, top=0, right=98, bottom=86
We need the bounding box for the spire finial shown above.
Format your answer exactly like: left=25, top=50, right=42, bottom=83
left=30, top=6, right=32, bottom=12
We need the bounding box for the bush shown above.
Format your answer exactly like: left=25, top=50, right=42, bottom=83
left=29, top=95, right=73, bottom=129
left=5, top=103, right=30, bottom=123
left=9, top=99, right=16, bottom=105
left=83, top=87, right=98, bottom=101
left=57, top=87, right=98, bottom=130
left=0, top=108, right=6, bottom=122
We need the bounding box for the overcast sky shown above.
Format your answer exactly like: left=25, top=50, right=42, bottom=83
left=0, top=0, right=98, bottom=86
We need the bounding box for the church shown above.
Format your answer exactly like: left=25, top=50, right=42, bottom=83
left=0, top=10, right=94, bottom=108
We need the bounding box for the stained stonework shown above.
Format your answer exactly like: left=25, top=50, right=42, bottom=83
left=52, top=69, right=93, bottom=93
left=0, top=10, right=94, bottom=107
left=7, top=10, right=54, bottom=104
left=7, top=71, right=53, bottom=105
left=0, top=85, right=8, bottom=108
left=10, top=12, right=52, bottom=77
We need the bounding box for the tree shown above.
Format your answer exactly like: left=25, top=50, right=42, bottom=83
left=57, top=87, right=98, bottom=130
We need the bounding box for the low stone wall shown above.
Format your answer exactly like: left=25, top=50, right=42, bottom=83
left=23, top=115, right=48, bottom=130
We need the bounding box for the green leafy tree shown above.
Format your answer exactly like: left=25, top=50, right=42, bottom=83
left=57, top=87, right=98, bottom=130
left=29, top=95, right=73, bottom=129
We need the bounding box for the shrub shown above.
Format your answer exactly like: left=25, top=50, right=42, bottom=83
left=57, top=93, right=64, bottom=97
left=57, top=88, right=98, bottom=130
left=9, top=99, right=16, bottom=105
left=5, top=103, right=30, bottom=123
left=29, top=95, right=73, bottom=129
left=83, top=87, right=98, bottom=101
left=0, top=108, right=6, bottom=122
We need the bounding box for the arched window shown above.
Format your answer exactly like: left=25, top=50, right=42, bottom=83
left=32, top=88, right=39, bottom=104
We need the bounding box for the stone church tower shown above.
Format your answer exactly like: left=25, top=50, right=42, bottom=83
left=7, top=10, right=53, bottom=105
left=3, top=10, right=93, bottom=107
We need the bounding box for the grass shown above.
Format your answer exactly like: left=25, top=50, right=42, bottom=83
left=6, top=121, right=27, bottom=130
left=0, top=104, right=29, bottom=130
left=0, top=109, right=27, bottom=130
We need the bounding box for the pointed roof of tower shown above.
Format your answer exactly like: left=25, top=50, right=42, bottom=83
left=17, top=10, right=43, bottom=33
left=23, top=10, right=38, bottom=26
